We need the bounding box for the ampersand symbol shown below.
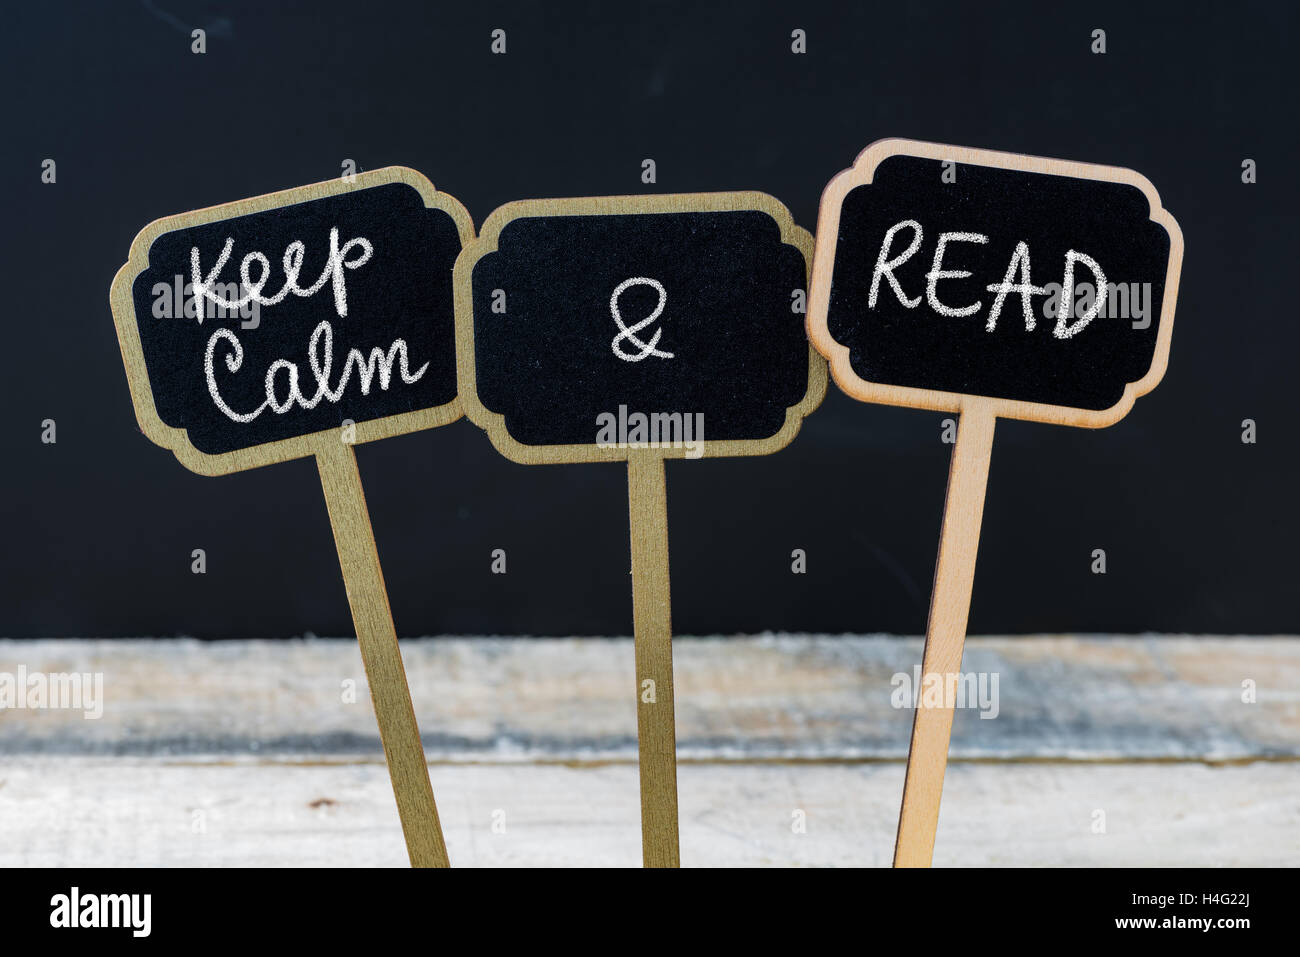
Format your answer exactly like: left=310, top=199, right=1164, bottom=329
left=610, top=276, right=674, bottom=362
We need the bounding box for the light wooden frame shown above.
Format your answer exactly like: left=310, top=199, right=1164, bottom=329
left=807, top=138, right=1184, bottom=429
left=806, top=138, right=1184, bottom=868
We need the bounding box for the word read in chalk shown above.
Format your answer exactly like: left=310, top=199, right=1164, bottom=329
left=455, top=193, right=826, bottom=463
left=111, top=168, right=473, bottom=472
left=809, top=139, right=1183, bottom=425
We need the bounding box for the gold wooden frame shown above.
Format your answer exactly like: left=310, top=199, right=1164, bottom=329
left=453, top=190, right=827, bottom=867
left=110, top=166, right=474, bottom=476
left=454, top=191, right=828, bottom=464
left=107, top=167, right=475, bottom=868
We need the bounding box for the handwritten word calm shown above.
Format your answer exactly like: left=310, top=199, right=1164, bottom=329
left=205, top=320, right=428, bottom=424
left=611, top=276, right=674, bottom=361
left=190, top=227, right=373, bottom=321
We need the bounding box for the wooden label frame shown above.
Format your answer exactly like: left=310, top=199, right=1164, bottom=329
left=107, top=166, right=475, bottom=868
left=110, top=166, right=475, bottom=476
left=807, top=138, right=1184, bottom=868
left=453, top=190, right=826, bottom=867
left=807, top=138, right=1184, bottom=429
left=454, top=191, right=827, bottom=464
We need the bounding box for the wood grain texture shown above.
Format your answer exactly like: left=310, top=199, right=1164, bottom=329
left=316, top=443, right=448, bottom=867
left=894, top=405, right=996, bottom=868
left=2, top=636, right=1293, bottom=866
left=6, top=635, right=1294, bottom=762
left=3, top=758, right=1295, bottom=868
left=627, top=454, right=680, bottom=867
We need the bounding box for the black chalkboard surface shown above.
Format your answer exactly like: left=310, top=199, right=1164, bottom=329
left=111, top=168, right=472, bottom=473
left=456, top=193, right=825, bottom=463
left=809, top=139, right=1183, bottom=426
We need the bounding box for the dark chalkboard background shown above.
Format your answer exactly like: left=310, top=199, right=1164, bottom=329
left=1, top=1, right=1294, bottom=637
left=825, top=154, right=1171, bottom=412
left=470, top=209, right=809, bottom=446
left=132, top=181, right=461, bottom=454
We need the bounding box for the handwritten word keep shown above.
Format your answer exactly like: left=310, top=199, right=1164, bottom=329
left=189, top=227, right=373, bottom=321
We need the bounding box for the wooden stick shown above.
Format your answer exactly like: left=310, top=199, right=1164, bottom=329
left=893, top=403, right=997, bottom=868
left=627, top=454, right=681, bottom=868
left=316, top=441, right=449, bottom=868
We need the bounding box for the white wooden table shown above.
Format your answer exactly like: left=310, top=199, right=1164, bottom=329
left=1, top=635, right=1296, bottom=866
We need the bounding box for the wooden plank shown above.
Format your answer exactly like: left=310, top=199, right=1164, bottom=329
left=0, top=758, right=1295, bottom=867
left=1, top=636, right=1296, bottom=761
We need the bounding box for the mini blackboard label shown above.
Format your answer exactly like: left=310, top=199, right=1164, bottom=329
left=111, top=168, right=473, bottom=473
left=808, top=139, right=1184, bottom=426
left=455, top=193, right=826, bottom=463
